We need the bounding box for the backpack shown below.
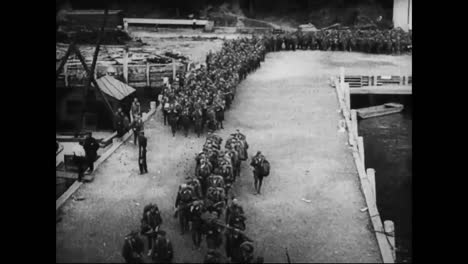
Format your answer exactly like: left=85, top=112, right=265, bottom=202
left=260, top=160, right=270, bottom=177
left=180, top=186, right=193, bottom=202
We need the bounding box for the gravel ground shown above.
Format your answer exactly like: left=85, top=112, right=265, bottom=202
left=56, top=50, right=411, bottom=263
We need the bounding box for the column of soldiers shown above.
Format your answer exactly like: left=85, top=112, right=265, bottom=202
left=159, top=37, right=266, bottom=137
left=172, top=130, right=263, bottom=263
left=263, top=28, right=412, bottom=54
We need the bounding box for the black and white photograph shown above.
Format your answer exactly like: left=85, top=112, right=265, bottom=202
left=56, top=0, right=412, bottom=262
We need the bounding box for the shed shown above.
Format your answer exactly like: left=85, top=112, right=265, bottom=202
left=56, top=75, right=136, bottom=131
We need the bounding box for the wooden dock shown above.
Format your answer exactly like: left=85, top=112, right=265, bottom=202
left=336, top=67, right=397, bottom=263
left=350, top=85, right=412, bottom=94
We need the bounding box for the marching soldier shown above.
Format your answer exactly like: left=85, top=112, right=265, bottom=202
left=250, top=151, right=269, bottom=195
left=151, top=230, right=174, bottom=263
left=140, top=203, right=163, bottom=256
left=122, top=230, right=144, bottom=263
left=226, top=199, right=246, bottom=230
left=204, top=211, right=223, bottom=250
left=175, top=183, right=195, bottom=234
left=190, top=199, right=205, bottom=249
left=225, top=228, right=253, bottom=263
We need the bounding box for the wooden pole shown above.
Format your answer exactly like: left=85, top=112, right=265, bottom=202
left=366, top=168, right=376, bottom=205
left=56, top=40, right=75, bottom=80
left=64, top=62, right=68, bottom=87
left=123, top=48, right=128, bottom=83
left=146, top=62, right=150, bottom=87
left=172, top=59, right=176, bottom=80
left=358, top=136, right=365, bottom=168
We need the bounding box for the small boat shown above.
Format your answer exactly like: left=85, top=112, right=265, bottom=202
left=356, top=103, right=404, bottom=119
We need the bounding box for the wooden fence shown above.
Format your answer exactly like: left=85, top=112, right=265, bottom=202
left=335, top=67, right=397, bottom=263
left=57, top=58, right=186, bottom=88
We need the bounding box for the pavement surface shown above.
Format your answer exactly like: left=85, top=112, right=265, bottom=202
left=56, top=50, right=411, bottom=263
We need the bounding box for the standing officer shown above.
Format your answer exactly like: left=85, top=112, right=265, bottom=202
left=138, top=131, right=148, bottom=175
left=131, top=114, right=144, bottom=145
left=130, top=97, right=141, bottom=122
left=83, top=132, right=99, bottom=173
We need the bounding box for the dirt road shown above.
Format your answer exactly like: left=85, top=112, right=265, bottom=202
left=56, top=50, right=411, bottom=263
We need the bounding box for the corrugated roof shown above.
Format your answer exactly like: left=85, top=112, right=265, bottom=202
left=94, top=75, right=135, bottom=101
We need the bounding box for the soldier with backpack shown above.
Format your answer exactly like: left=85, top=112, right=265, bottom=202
left=122, top=230, right=145, bottom=263
left=151, top=230, right=174, bottom=263
left=175, top=183, right=195, bottom=234
left=189, top=199, right=205, bottom=249
left=226, top=199, right=246, bottom=231
left=204, top=211, right=224, bottom=250
left=250, top=151, right=270, bottom=195
left=140, top=203, right=163, bottom=256
left=225, top=228, right=253, bottom=263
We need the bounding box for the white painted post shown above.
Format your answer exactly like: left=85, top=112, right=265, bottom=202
left=384, top=220, right=396, bottom=261
left=340, top=67, right=345, bottom=85
left=344, top=82, right=351, bottom=113
left=123, top=49, right=128, bottom=83
left=64, top=62, right=68, bottom=87
left=358, top=136, right=365, bottom=168
left=124, top=19, right=128, bottom=31
left=150, top=101, right=156, bottom=110
left=146, top=62, right=150, bottom=87
left=366, top=168, right=376, bottom=205
left=351, top=110, right=358, bottom=136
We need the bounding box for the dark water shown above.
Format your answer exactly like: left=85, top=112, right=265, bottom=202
left=352, top=94, right=412, bottom=263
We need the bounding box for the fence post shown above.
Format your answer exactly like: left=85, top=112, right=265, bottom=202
left=172, top=59, right=176, bottom=80
left=366, top=168, right=376, bottom=205
left=123, top=48, right=128, bottom=83
left=146, top=62, right=150, bottom=87
left=358, top=136, right=365, bottom=168
left=64, top=62, right=68, bottom=87
left=344, top=82, right=351, bottom=113
left=351, top=110, right=358, bottom=135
